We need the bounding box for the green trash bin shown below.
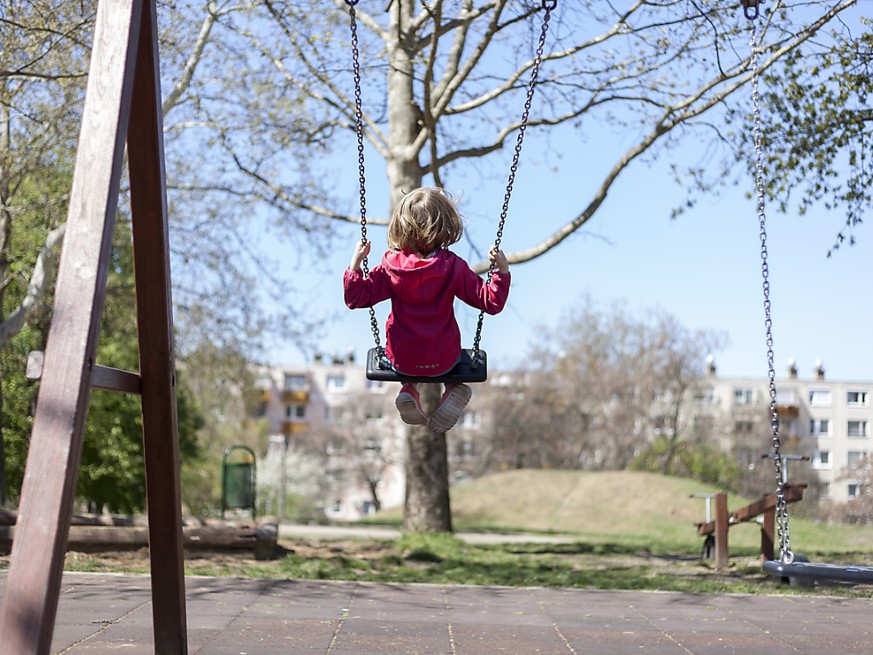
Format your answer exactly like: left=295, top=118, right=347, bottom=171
left=222, top=445, right=256, bottom=519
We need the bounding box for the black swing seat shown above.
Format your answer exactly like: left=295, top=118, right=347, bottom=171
left=366, top=348, right=487, bottom=383
left=764, top=560, right=873, bottom=584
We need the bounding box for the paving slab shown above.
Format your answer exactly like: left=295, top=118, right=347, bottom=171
left=1, top=571, right=872, bottom=654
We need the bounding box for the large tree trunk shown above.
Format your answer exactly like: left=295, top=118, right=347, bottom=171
left=404, top=383, right=452, bottom=533
left=386, top=2, right=452, bottom=533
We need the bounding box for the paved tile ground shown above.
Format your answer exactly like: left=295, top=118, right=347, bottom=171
left=2, top=571, right=873, bottom=654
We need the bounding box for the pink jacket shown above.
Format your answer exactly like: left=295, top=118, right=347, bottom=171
left=344, top=249, right=511, bottom=376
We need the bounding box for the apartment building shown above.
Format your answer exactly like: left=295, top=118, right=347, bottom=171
left=257, top=352, right=406, bottom=521
left=696, top=358, right=873, bottom=503
left=256, top=354, right=872, bottom=519
left=255, top=352, right=502, bottom=520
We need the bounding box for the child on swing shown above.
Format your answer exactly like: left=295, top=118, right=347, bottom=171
left=344, top=187, right=511, bottom=433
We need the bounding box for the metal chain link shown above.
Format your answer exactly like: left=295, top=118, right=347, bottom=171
left=471, top=2, right=555, bottom=365
left=749, top=16, right=793, bottom=564
left=347, top=2, right=391, bottom=369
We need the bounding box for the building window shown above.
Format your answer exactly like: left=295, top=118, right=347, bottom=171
left=848, top=483, right=862, bottom=500
left=285, top=404, right=306, bottom=420
left=775, top=388, right=797, bottom=406
left=284, top=374, right=308, bottom=391
left=847, top=390, right=869, bottom=407
left=813, top=450, right=831, bottom=469
left=821, top=482, right=831, bottom=499
left=848, top=420, right=868, bottom=438
left=810, top=418, right=830, bottom=436
left=734, top=387, right=754, bottom=405
left=366, top=379, right=386, bottom=392
left=848, top=451, right=866, bottom=468
left=326, top=374, right=347, bottom=391
left=808, top=389, right=832, bottom=407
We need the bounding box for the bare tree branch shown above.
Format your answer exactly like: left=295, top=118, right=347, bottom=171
left=0, top=222, right=65, bottom=344
left=475, top=0, right=854, bottom=274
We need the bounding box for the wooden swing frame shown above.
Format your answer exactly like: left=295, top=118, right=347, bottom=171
left=0, top=0, right=188, bottom=652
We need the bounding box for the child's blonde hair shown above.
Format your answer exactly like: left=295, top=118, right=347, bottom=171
left=387, top=187, right=463, bottom=254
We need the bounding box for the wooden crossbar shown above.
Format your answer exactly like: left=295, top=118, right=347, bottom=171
left=27, top=351, right=143, bottom=395
left=0, top=1, right=187, bottom=653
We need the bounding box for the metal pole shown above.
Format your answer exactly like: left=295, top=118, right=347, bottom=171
left=761, top=453, right=811, bottom=484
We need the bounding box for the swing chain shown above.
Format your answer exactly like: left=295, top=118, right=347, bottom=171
left=471, top=1, right=555, bottom=365
left=347, top=2, right=390, bottom=368
left=750, top=16, right=793, bottom=564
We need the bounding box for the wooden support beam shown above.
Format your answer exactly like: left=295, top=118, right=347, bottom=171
left=0, top=0, right=144, bottom=652
left=761, top=507, right=776, bottom=562
left=126, top=0, right=188, bottom=650
left=714, top=492, right=729, bottom=570
left=696, top=485, right=807, bottom=536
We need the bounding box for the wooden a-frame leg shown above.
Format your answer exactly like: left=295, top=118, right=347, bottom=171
left=0, top=0, right=145, bottom=652
left=0, top=1, right=188, bottom=653
left=128, top=1, right=188, bottom=652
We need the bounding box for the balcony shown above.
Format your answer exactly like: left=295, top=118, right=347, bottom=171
left=281, top=421, right=308, bottom=436
left=775, top=404, right=800, bottom=418
left=282, top=390, right=309, bottom=403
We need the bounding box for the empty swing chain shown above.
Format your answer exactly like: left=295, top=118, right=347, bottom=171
left=748, top=11, right=793, bottom=564
left=346, top=0, right=390, bottom=368
left=471, top=0, right=556, bottom=365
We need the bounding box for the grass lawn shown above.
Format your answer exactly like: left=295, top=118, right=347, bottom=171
left=20, top=471, right=873, bottom=598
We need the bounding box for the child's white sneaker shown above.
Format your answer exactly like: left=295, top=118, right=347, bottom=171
left=428, top=383, right=472, bottom=433
left=396, top=383, right=426, bottom=425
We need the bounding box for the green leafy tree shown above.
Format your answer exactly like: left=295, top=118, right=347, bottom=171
left=80, top=218, right=203, bottom=513
left=631, top=435, right=743, bottom=489
left=0, top=169, right=68, bottom=504
left=2, top=209, right=203, bottom=512
left=759, top=23, right=872, bottom=255
left=681, top=17, right=871, bottom=252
